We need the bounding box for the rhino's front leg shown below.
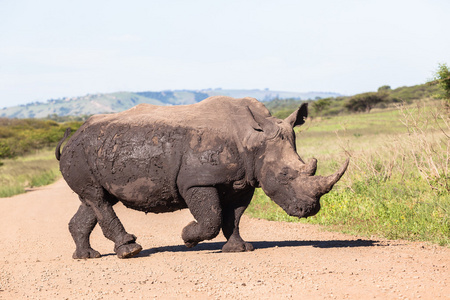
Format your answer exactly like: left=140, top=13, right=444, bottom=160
left=221, top=188, right=255, bottom=252
left=182, top=187, right=222, bottom=248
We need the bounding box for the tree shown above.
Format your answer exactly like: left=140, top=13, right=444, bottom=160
left=345, top=92, right=388, bottom=113
left=378, top=85, right=391, bottom=92
left=431, top=63, right=450, bottom=105
left=312, top=98, right=332, bottom=115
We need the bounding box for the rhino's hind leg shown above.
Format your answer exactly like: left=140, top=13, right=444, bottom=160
left=69, top=203, right=101, bottom=259
left=182, top=187, right=222, bottom=248
left=221, top=189, right=254, bottom=252
left=80, top=189, right=142, bottom=259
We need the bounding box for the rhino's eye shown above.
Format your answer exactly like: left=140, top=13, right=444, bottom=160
left=276, top=173, right=290, bottom=185
left=276, top=167, right=298, bottom=185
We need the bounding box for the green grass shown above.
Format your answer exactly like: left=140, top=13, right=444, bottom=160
left=0, top=149, right=61, bottom=197
left=248, top=179, right=449, bottom=246
left=248, top=101, right=450, bottom=246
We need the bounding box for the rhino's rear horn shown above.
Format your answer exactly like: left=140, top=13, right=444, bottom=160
left=300, top=158, right=317, bottom=176
left=320, top=158, right=350, bottom=194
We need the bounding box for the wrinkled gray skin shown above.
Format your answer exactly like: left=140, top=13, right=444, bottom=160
left=56, top=96, right=349, bottom=259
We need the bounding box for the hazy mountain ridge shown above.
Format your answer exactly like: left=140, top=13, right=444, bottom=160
left=0, top=89, right=340, bottom=119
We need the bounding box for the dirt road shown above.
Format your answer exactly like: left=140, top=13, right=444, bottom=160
left=0, top=179, right=449, bottom=299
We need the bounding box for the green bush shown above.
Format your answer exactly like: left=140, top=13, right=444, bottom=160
left=0, top=140, right=12, bottom=158
left=345, top=92, right=389, bottom=113
left=0, top=118, right=82, bottom=159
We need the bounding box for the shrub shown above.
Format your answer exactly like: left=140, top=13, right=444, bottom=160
left=345, top=92, right=389, bottom=113
left=0, top=118, right=82, bottom=159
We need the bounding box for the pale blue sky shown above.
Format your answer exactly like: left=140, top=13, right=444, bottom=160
left=1, top=0, right=449, bottom=108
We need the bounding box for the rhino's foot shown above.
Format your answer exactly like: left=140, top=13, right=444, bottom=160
left=182, top=219, right=219, bottom=249
left=115, top=242, right=142, bottom=259
left=73, top=247, right=101, bottom=259
left=184, top=241, right=199, bottom=248
left=222, top=241, right=254, bottom=252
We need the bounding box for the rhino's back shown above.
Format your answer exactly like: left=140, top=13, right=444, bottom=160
left=85, top=95, right=269, bottom=130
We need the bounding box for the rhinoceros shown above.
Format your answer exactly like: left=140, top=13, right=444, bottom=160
left=56, top=96, right=348, bottom=259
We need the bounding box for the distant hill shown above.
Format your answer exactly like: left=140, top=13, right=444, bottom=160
left=0, top=89, right=340, bottom=119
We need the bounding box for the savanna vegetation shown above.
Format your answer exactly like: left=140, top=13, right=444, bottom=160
left=266, top=82, right=441, bottom=119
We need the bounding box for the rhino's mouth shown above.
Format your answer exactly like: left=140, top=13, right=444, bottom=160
left=286, top=200, right=321, bottom=218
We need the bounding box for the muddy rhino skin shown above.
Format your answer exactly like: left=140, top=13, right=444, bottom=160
left=56, top=96, right=349, bottom=259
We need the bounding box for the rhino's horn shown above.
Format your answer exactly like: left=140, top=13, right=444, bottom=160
left=318, top=158, right=350, bottom=194
left=300, top=158, right=317, bottom=176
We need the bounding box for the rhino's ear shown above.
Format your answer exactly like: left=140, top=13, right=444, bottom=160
left=246, top=107, right=263, bottom=132
left=245, top=106, right=278, bottom=139
left=285, top=103, right=308, bottom=128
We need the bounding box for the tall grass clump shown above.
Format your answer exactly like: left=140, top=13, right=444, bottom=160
left=247, top=100, right=450, bottom=246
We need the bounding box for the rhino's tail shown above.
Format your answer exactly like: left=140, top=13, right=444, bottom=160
left=55, top=127, right=72, bottom=161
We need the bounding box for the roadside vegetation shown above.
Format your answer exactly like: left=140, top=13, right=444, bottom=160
left=0, top=119, right=82, bottom=197
left=0, top=149, right=61, bottom=197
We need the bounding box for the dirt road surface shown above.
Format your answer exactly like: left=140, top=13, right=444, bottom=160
left=1, top=179, right=449, bottom=299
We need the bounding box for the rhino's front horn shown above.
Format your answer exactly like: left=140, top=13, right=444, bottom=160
left=318, top=158, right=350, bottom=194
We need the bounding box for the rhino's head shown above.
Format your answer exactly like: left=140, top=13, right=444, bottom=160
left=247, top=102, right=349, bottom=218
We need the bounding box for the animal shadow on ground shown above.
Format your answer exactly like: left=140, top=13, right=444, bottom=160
left=136, top=239, right=379, bottom=258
